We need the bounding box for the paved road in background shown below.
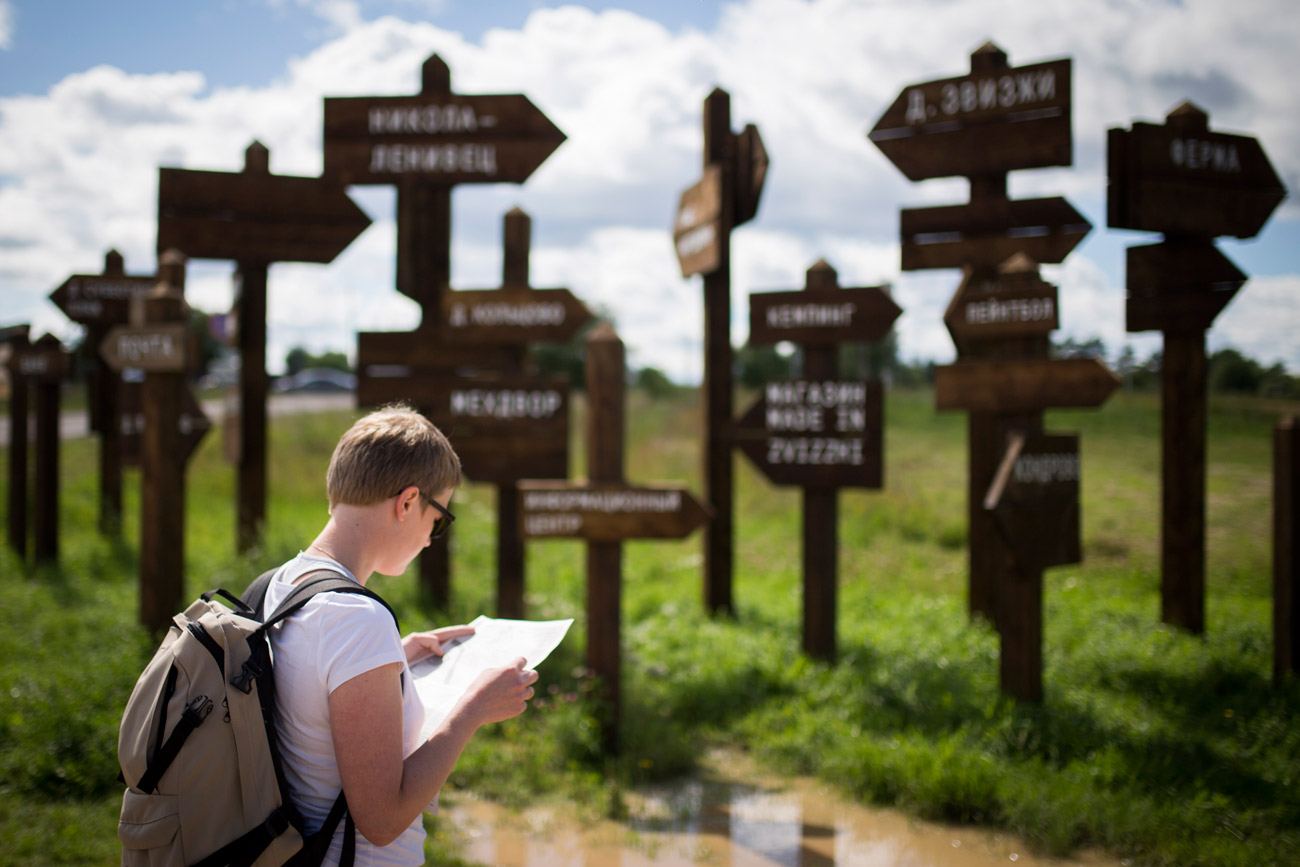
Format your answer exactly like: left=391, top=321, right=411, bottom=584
left=0, top=391, right=355, bottom=448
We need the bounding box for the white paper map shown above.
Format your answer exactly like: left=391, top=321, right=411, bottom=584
left=410, top=615, right=573, bottom=741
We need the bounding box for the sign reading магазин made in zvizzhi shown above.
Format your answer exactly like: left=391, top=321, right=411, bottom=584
left=733, top=379, right=883, bottom=489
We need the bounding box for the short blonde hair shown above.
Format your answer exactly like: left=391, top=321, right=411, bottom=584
left=326, top=404, right=461, bottom=507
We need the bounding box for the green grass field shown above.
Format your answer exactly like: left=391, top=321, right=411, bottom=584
left=1, top=386, right=1297, bottom=866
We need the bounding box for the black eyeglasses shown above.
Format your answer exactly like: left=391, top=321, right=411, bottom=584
left=396, top=487, right=455, bottom=539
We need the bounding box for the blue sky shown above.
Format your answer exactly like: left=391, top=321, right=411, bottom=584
left=1, top=0, right=1296, bottom=380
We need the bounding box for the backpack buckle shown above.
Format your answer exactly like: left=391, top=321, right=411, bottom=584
left=230, top=660, right=263, bottom=695
left=184, top=695, right=214, bottom=725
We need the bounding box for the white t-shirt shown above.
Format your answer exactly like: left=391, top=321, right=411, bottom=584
left=264, top=553, right=428, bottom=867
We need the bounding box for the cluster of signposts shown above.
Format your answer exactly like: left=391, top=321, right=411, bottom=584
left=2, top=44, right=1295, bottom=731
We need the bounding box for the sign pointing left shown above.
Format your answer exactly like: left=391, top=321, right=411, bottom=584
left=157, top=141, right=371, bottom=263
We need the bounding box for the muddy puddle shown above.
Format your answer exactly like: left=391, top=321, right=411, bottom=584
left=439, top=750, right=1123, bottom=866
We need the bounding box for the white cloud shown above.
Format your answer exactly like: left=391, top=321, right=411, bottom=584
left=1, top=0, right=1296, bottom=381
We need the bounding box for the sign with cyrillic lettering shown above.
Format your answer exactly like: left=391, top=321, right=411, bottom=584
left=869, top=55, right=1071, bottom=180
left=324, top=93, right=565, bottom=186
left=1108, top=111, right=1286, bottom=239
left=358, top=373, right=569, bottom=484
left=518, top=482, right=710, bottom=541
left=673, top=165, right=722, bottom=278
left=49, top=275, right=156, bottom=326
left=748, top=285, right=900, bottom=346
left=442, top=288, right=592, bottom=345
left=944, top=262, right=1059, bottom=344
left=733, top=379, right=883, bottom=489
left=984, top=432, right=1080, bottom=570
left=99, top=324, right=189, bottom=373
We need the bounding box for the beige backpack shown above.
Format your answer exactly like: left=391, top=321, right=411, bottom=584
left=117, top=571, right=396, bottom=867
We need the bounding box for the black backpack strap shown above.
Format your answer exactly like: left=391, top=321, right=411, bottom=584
left=240, top=567, right=280, bottom=618
left=263, top=571, right=399, bottom=634
left=191, top=806, right=294, bottom=867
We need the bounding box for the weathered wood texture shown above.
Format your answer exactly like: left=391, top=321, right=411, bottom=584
left=139, top=253, right=189, bottom=633
left=1108, top=102, right=1286, bottom=239
left=1277, top=417, right=1300, bottom=684
left=1160, top=331, right=1207, bottom=634
left=31, top=334, right=63, bottom=563
left=236, top=263, right=269, bottom=554
left=869, top=46, right=1071, bottom=180
left=4, top=330, right=30, bottom=558
left=901, top=196, right=1089, bottom=271
left=585, top=322, right=625, bottom=753
left=702, top=88, right=736, bottom=616
left=157, top=142, right=371, bottom=264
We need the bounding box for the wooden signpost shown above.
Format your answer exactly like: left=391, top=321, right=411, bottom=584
left=1277, top=417, right=1299, bottom=684
left=48, top=250, right=157, bottom=533
left=1109, top=102, right=1287, bottom=635
left=4, top=329, right=71, bottom=563
left=519, top=323, right=710, bottom=751
left=338, top=56, right=567, bottom=607
left=870, top=43, right=1093, bottom=633
left=98, top=251, right=204, bottom=632
left=357, top=210, right=581, bottom=615
left=735, top=260, right=899, bottom=661
left=872, top=43, right=1115, bottom=701
left=158, top=140, right=372, bottom=553
left=672, top=88, right=768, bottom=616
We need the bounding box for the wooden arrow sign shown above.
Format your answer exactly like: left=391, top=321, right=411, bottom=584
left=358, top=372, right=569, bottom=484
left=900, top=196, right=1091, bottom=271
left=935, top=358, right=1120, bottom=413
left=944, top=259, right=1059, bottom=344
left=99, top=324, right=189, bottom=372
left=749, top=285, right=900, bottom=346
left=518, top=481, right=711, bottom=541
left=869, top=46, right=1071, bottom=180
left=119, top=380, right=211, bottom=466
left=1108, top=102, right=1286, bottom=239
left=673, top=165, right=722, bottom=278
left=157, top=159, right=371, bottom=263
left=735, top=123, right=768, bottom=227
left=49, top=275, right=157, bottom=326
left=984, top=432, right=1081, bottom=570
left=323, top=56, right=566, bottom=186
left=442, top=288, right=592, bottom=345
left=733, top=379, right=883, bottom=489
left=1125, top=238, right=1246, bottom=333
left=10, top=338, right=70, bottom=382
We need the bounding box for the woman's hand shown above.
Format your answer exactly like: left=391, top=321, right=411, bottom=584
left=402, top=625, right=476, bottom=665
left=455, top=657, right=539, bottom=727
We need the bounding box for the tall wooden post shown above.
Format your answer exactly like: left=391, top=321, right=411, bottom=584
left=5, top=328, right=30, bottom=558
left=1161, top=328, right=1207, bottom=632
left=1109, top=102, right=1286, bottom=635
left=94, top=250, right=126, bottom=535
left=702, top=88, right=736, bottom=617
left=869, top=44, right=1089, bottom=631
left=139, top=251, right=189, bottom=632
left=585, top=323, right=625, bottom=753
left=1276, top=416, right=1299, bottom=683
left=800, top=264, right=841, bottom=663
left=235, top=143, right=271, bottom=555
left=31, top=334, right=63, bottom=563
